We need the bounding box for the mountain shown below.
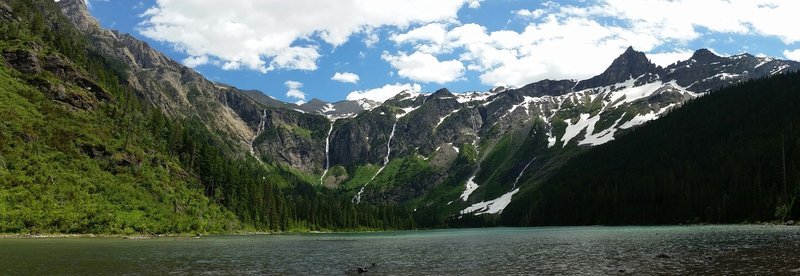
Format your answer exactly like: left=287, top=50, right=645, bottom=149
left=2, top=0, right=799, bottom=234
left=573, top=46, right=661, bottom=90
left=297, top=98, right=378, bottom=119
left=0, top=0, right=239, bottom=233
left=50, top=0, right=800, bottom=223
left=501, top=71, right=800, bottom=225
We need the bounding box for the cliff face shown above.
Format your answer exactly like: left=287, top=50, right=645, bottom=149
left=57, top=0, right=328, bottom=166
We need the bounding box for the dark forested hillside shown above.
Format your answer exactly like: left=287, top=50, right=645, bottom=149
left=504, top=72, right=800, bottom=225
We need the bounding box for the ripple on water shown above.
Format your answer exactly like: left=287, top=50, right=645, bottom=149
left=0, top=225, right=798, bottom=275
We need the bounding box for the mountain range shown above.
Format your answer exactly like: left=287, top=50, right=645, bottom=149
left=0, top=0, right=798, bottom=233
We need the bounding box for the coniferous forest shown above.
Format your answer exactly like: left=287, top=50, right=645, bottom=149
left=503, top=72, right=800, bottom=225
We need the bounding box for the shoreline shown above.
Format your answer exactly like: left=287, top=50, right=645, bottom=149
left=0, top=223, right=795, bottom=239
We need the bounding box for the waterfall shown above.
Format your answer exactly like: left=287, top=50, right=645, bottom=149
left=353, top=120, right=398, bottom=204
left=320, top=120, right=335, bottom=185
left=512, top=157, right=536, bottom=189
left=383, top=121, right=397, bottom=166
left=250, top=109, right=267, bottom=163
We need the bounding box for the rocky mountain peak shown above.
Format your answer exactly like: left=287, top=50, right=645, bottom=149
left=431, top=88, right=454, bottom=98
left=573, top=46, right=660, bottom=91
left=690, top=48, right=723, bottom=63
left=57, top=0, right=99, bottom=33
left=306, top=98, right=327, bottom=106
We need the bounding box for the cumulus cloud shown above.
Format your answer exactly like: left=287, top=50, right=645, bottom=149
left=584, top=0, right=800, bottom=44
left=346, top=82, right=421, bottom=103
left=467, top=0, right=482, bottom=9
left=284, top=80, right=306, bottom=103
left=382, top=51, right=465, bottom=84
left=784, top=48, right=800, bottom=61
left=386, top=0, right=799, bottom=88
left=138, top=0, right=475, bottom=73
left=182, top=55, right=209, bottom=68
left=515, top=9, right=545, bottom=19
left=390, top=23, right=450, bottom=54
left=648, top=49, right=694, bottom=67
left=331, top=72, right=360, bottom=83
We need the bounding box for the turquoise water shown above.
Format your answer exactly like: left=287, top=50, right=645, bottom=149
left=1, top=225, right=799, bottom=275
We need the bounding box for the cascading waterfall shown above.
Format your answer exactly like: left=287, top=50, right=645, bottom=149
left=511, top=157, right=536, bottom=189
left=250, top=109, right=267, bottom=163
left=353, top=120, right=398, bottom=204
left=319, top=120, right=335, bottom=185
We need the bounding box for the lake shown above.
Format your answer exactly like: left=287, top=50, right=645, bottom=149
left=1, top=225, right=799, bottom=275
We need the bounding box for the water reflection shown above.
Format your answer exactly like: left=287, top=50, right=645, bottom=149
left=0, top=225, right=798, bottom=275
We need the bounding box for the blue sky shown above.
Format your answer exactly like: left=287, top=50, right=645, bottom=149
left=86, top=0, right=800, bottom=104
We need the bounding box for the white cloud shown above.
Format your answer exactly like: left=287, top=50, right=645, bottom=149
left=382, top=51, right=465, bottom=84
left=363, top=28, right=380, bottom=47
left=346, top=82, right=421, bottom=102
left=138, top=0, right=475, bottom=73
left=574, top=0, right=800, bottom=44
left=331, top=72, right=360, bottom=83
left=467, top=0, right=482, bottom=9
left=784, top=48, right=800, bottom=61
left=391, top=23, right=450, bottom=54
left=268, top=46, right=320, bottom=71
left=648, top=49, right=694, bottom=67
left=285, top=80, right=306, bottom=101
left=456, top=17, right=659, bottom=87
left=285, top=80, right=303, bottom=90
left=381, top=0, right=800, bottom=88
left=182, top=55, right=209, bottom=68
left=515, top=9, right=545, bottom=19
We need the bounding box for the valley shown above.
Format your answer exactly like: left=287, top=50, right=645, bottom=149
left=0, top=0, right=799, bottom=235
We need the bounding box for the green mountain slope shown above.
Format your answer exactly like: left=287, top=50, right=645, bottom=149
left=0, top=0, right=413, bottom=234
left=0, top=0, right=239, bottom=234
left=503, top=72, right=800, bottom=225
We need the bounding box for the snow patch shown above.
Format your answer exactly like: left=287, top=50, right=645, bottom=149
left=619, top=104, right=675, bottom=130
left=461, top=188, right=519, bottom=215
left=456, top=91, right=494, bottom=103
left=504, top=96, right=539, bottom=118
left=321, top=103, right=336, bottom=114
left=434, top=109, right=460, bottom=129
left=580, top=114, right=624, bottom=146
left=460, top=175, right=479, bottom=201
left=607, top=80, right=666, bottom=108
left=715, top=73, right=740, bottom=80
left=397, top=105, right=421, bottom=119
left=448, top=143, right=460, bottom=153
left=754, top=57, right=774, bottom=68
left=771, top=64, right=790, bottom=75
left=561, top=113, right=597, bottom=147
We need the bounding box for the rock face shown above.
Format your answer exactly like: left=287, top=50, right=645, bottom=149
left=574, top=46, right=661, bottom=90
left=1, top=44, right=112, bottom=110
left=57, top=0, right=328, bottom=167
left=54, top=0, right=800, bottom=215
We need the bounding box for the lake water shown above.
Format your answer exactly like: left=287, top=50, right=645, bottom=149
left=1, top=225, right=799, bottom=275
